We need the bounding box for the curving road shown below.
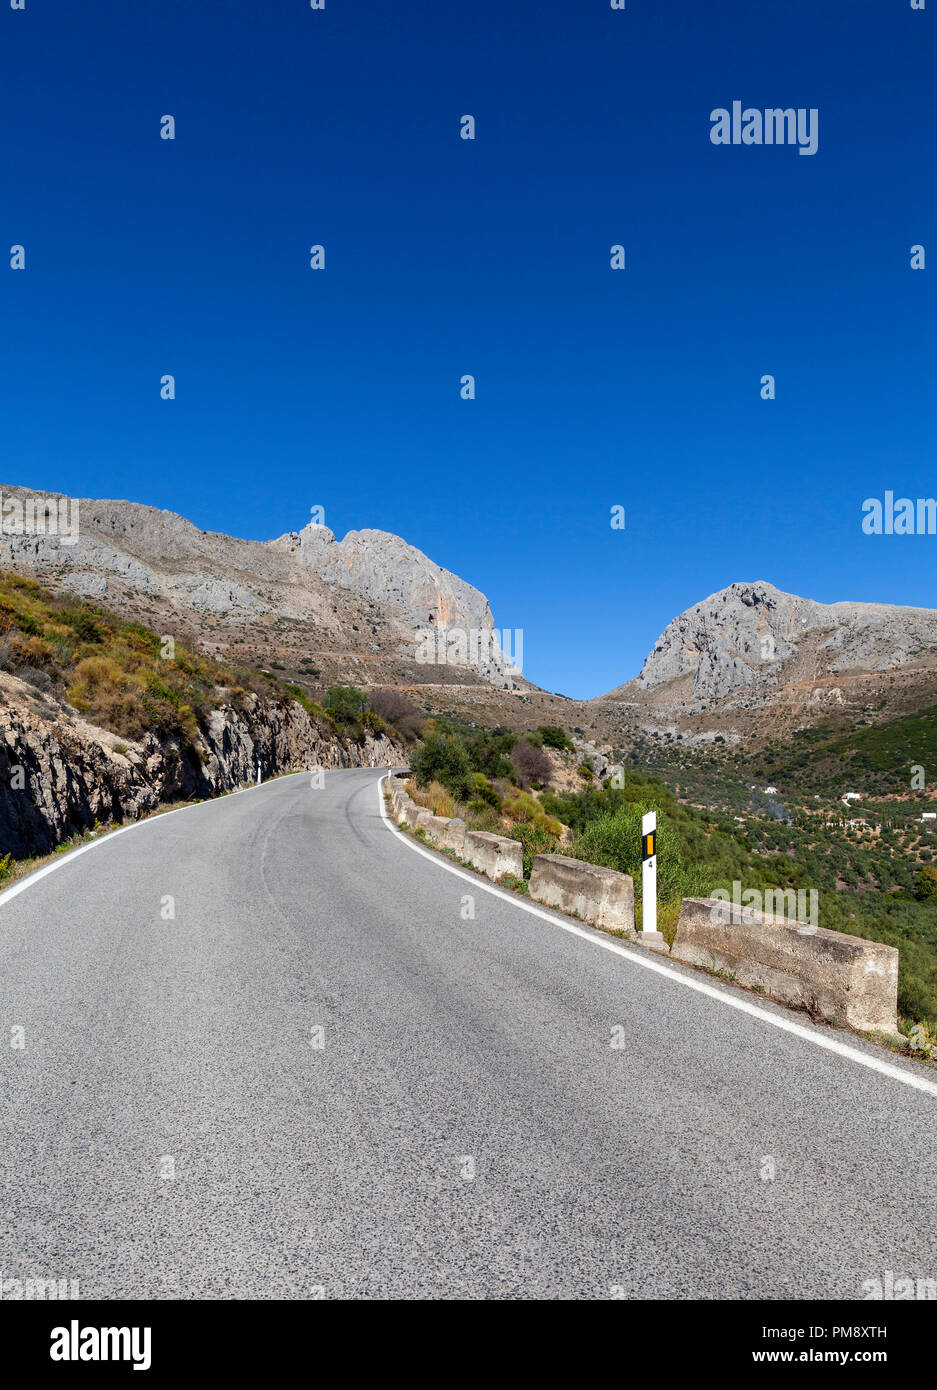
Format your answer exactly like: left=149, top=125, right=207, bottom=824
left=1, top=768, right=936, bottom=1300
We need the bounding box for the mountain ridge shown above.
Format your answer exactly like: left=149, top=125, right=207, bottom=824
left=4, top=488, right=937, bottom=744
left=0, top=484, right=518, bottom=693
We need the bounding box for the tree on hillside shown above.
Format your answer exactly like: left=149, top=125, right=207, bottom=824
left=511, top=738, right=552, bottom=789
left=368, top=688, right=425, bottom=739
left=537, top=724, right=574, bottom=751
left=324, top=684, right=366, bottom=721
left=411, top=732, right=472, bottom=800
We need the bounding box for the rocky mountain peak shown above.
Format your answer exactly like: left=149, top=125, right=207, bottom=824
left=631, top=580, right=937, bottom=706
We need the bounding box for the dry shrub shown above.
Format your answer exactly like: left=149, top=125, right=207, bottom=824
left=369, top=688, right=425, bottom=739
left=68, top=656, right=146, bottom=736
left=502, top=792, right=540, bottom=823
left=510, top=738, right=552, bottom=789
left=405, top=779, right=454, bottom=818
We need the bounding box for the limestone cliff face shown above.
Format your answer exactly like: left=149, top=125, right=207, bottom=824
left=273, top=522, right=494, bottom=632
left=623, top=581, right=937, bottom=704
left=0, top=672, right=402, bottom=860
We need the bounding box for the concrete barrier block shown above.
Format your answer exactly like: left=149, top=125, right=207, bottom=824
left=671, top=898, right=899, bottom=1035
left=421, top=814, right=451, bottom=846
left=463, top=830, right=523, bottom=881
left=442, top=818, right=466, bottom=854
left=529, top=853, right=635, bottom=932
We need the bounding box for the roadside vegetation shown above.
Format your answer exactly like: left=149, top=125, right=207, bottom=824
left=407, top=718, right=937, bottom=1034
left=0, top=571, right=264, bottom=744
left=0, top=571, right=425, bottom=752
left=313, top=682, right=425, bottom=744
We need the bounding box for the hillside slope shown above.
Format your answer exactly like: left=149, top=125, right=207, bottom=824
left=0, top=571, right=404, bottom=859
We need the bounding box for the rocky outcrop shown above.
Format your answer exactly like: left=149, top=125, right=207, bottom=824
left=272, top=522, right=494, bottom=635
left=603, top=581, right=937, bottom=707
left=0, top=672, right=401, bottom=860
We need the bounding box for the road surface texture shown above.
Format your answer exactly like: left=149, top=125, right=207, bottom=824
left=2, top=768, right=936, bottom=1300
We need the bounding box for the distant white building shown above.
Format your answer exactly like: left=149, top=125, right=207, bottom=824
left=922, top=813, right=937, bottom=823
left=842, top=792, right=862, bottom=804
left=764, top=786, right=778, bottom=795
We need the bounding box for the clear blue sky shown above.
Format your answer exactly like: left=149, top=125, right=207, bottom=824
left=2, top=0, right=934, bottom=698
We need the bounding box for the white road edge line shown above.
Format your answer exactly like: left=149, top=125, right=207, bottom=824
left=378, top=775, right=937, bottom=1099
left=0, top=774, right=294, bottom=910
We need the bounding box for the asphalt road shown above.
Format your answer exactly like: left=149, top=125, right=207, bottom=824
left=2, top=768, right=936, bottom=1300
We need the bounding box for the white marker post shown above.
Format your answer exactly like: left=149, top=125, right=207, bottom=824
left=640, top=811, right=666, bottom=950
left=641, top=811, right=657, bottom=933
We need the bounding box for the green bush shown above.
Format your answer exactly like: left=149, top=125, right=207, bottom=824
left=572, top=802, right=707, bottom=905
left=14, top=610, right=43, bottom=636
left=411, top=732, right=473, bottom=800
left=514, top=820, right=559, bottom=877
left=538, top=724, right=574, bottom=751
left=59, top=609, right=105, bottom=643
left=324, top=684, right=367, bottom=724
left=916, top=866, right=937, bottom=902
left=470, top=772, right=502, bottom=808
left=502, top=791, right=540, bottom=823
left=463, top=727, right=516, bottom=780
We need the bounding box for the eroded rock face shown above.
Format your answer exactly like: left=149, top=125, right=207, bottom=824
left=302, top=526, right=493, bottom=631
left=272, top=523, right=514, bottom=677
left=632, top=581, right=937, bottom=703
left=0, top=672, right=402, bottom=860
